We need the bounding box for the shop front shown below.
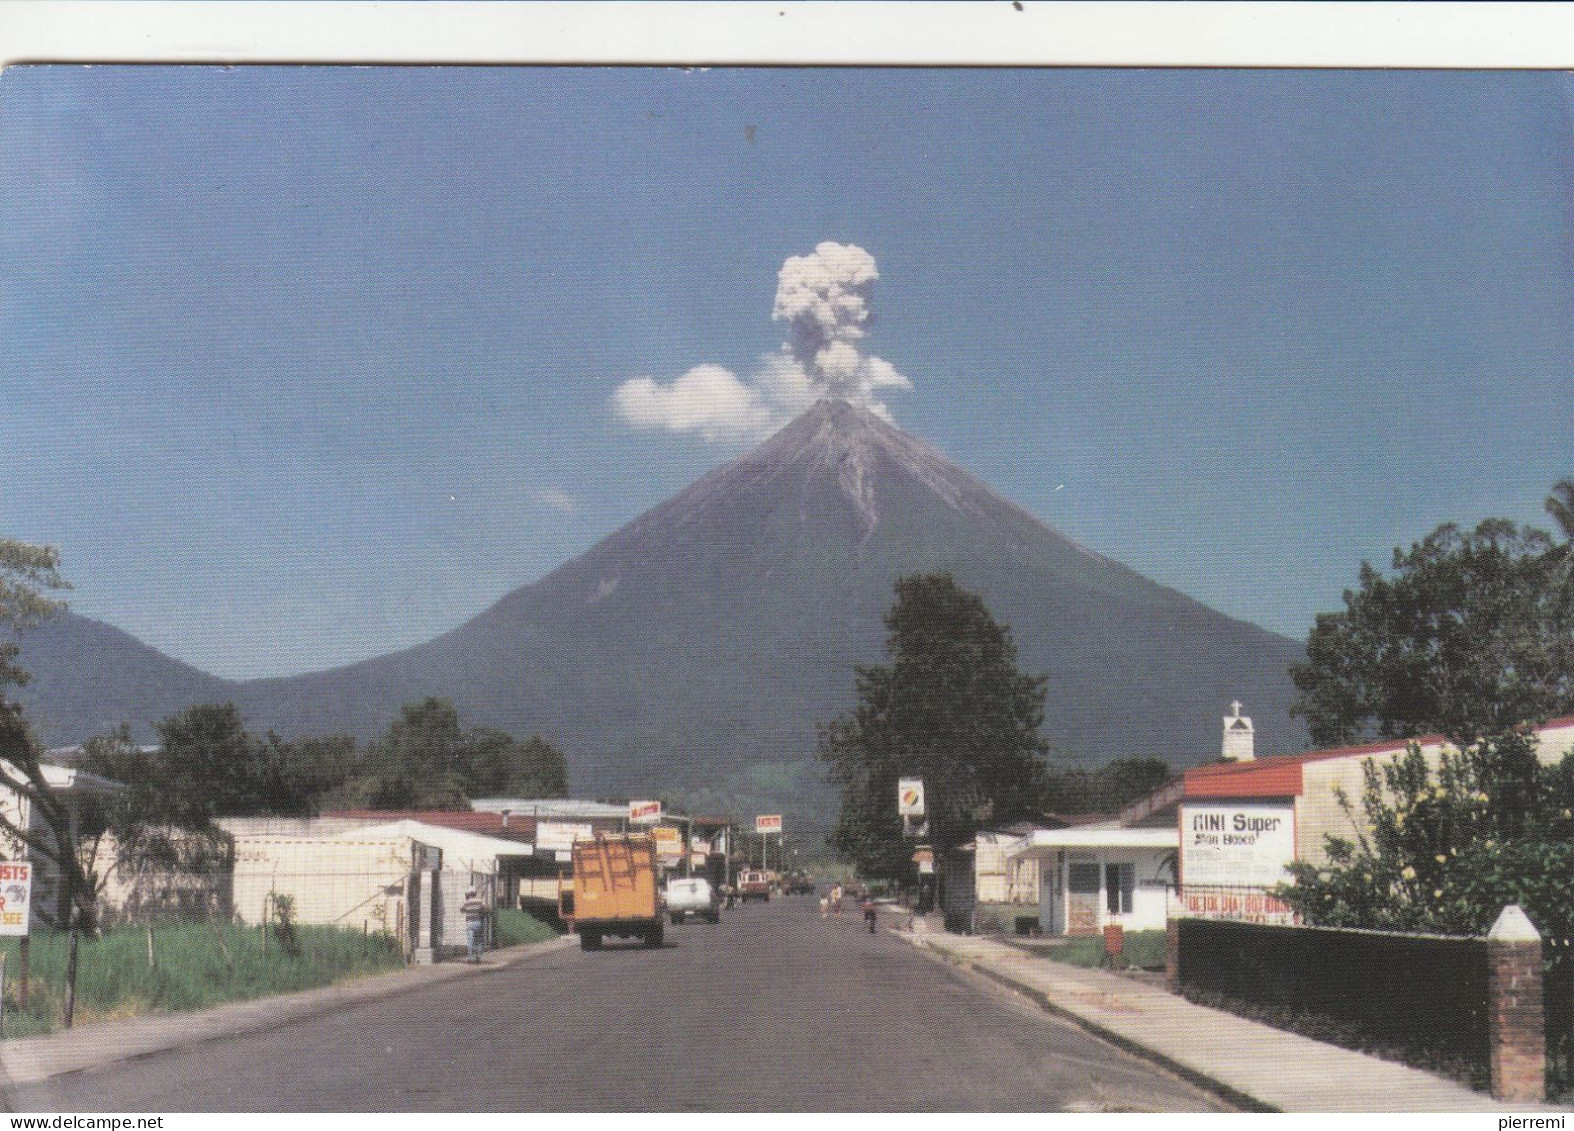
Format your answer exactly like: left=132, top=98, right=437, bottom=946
left=1011, top=826, right=1178, bottom=937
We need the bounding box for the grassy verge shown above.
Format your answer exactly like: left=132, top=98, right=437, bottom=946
left=1038, top=929, right=1168, bottom=970
left=0, top=922, right=404, bottom=1038
left=492, top=909, right=559, bottom=949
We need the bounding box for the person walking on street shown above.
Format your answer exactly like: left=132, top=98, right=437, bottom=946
left=830, top=883, right=843, bottom=916
left=861, top=896, right=878, bottom=934
left=462, top=886, right=489, bottom=964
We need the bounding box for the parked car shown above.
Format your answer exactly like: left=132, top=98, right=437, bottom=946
left=666, top=877, right=722, bottom=924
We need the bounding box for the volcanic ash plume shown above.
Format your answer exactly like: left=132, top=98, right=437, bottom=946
left=772, top=241, right=909, bottom=405
left=613, top=241, right=909, bottom=443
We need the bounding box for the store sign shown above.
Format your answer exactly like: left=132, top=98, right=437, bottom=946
left=1180, top=803, right=1295, bottom=887
left=628, top=800, right=662, bottom=824
left=755, top=814, right=782, bottom=834
left=0, top=861, right=31, bottom=936
left=536, top=821, right=593, bottom=854
left=652, top=825, right=684, bottom=865
left=897, top=778, right=925, bottom=817
left=1178, top=887, right=1295, bottom=925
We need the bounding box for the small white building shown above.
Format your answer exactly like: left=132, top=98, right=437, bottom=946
left=1009, top=825, right=1178, bottom=936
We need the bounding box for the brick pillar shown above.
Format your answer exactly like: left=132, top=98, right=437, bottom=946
left=1487, top=904, right=1545, bottom=1104
left=1165, top=917, right=1182, bottom=993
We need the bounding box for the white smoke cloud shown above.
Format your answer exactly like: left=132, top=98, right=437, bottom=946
left=612, top=241, right=909, bottom=443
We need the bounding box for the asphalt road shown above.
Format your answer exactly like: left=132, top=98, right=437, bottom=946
left=14, top=897, right=1232, bottom=1111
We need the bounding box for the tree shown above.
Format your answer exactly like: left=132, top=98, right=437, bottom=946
left=329, top=699, right=570, bottom=809
left=1548, top=479, right=1574, bottom=543
left=1041, top=757, right=1174, bottom=816
left=820, top=574, right=1050, bottom=878
left=1290, top=519, right=1574, bottom=749
left=0, top=539, right=99, bottom=1027
left=0, top=542, right=88, bottom=920
left=87, top=704, right=333, bottom=832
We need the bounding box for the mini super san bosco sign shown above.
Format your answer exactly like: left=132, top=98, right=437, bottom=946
left=0, top=861, right=32, bottom=936
left=1179, top=804, right=1295, bottom=888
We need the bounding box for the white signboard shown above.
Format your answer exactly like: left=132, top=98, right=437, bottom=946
left=536, top=821, right=593, bottom=854
left=652, top=825, right=684, bottom=866
left=0, top=861, right=32, bottom=936
left=1180, top=803, right=1296, bottom=888
left=755, top=814, right=782, bottom=834
left=898, top=778, right=925, bottom=817
left=628, top=800, right=661, bottom=824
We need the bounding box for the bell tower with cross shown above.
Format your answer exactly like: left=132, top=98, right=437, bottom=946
left=1222, top=700, right=1255, bottom=762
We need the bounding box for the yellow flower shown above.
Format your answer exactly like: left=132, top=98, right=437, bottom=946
left=1433, top=889, right=1444, bottom=898
left=1434, top=854, right=1447, bottom=864
left=1401, top=866, right=1417, bottom=881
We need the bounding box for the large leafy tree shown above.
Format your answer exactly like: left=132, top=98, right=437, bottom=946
left=820, top=574, right=1050, bottom=878
left=332, top=698, right=568, bottom=809
left=1290, top=519, right=1574, bottom=748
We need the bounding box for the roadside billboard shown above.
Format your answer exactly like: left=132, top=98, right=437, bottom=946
left=652, top=825, right=683, bottom=866
left=0, top=861, right=32, bottom=936
left=898, top=778, right=925, bottom=817
left=1179, top=803, right=1296, bottom=888
left=755, top=814, right=782, bottom=834
left=628, top=800, right=661, bottom=824
left=536, top=821, right=593, bottom=854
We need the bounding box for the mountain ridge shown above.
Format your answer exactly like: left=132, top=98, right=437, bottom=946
left=14, top=400, right=1309, bottom=821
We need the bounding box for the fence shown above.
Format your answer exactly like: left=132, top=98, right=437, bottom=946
left=1172, top=917, right=1491, bottom=1077
left=1544, top=937, right=1574, bottom=1098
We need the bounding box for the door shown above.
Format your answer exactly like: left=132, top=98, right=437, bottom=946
left=1039, top=862, right=1060, bottom=935
left=1067, top=862, right=1101, bottom=936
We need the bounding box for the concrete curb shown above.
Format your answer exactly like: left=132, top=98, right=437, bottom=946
left=0, top=934, right=575, bottom=1091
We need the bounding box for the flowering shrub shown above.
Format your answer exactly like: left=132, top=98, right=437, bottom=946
left=1275, top=733, right=1574, bottom=936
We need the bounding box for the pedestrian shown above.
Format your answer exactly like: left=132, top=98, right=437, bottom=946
left=830, top=883, right=843, bottom=916
left=461, top=886, right=488, bottom=964
left=861, top=897, right=877, bottom=934
left=819, top=895, right=829, bottom=919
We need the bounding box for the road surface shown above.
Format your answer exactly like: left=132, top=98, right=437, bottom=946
left=11, top=897, right=1232, bottom=1111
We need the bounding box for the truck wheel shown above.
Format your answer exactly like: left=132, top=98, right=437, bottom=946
left=580, top=931, right=602, bottom=951
left=645, top=923, right=664, bottom=947
left=707, top=911, right=720, bottom=924
left=671, top=914, right=682, bottom=926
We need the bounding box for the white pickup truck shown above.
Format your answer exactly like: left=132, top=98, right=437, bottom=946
left=665, top=877, right=722, bottom=924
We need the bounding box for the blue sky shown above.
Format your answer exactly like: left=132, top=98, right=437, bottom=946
left=1, top=66, right=1570, bottom=679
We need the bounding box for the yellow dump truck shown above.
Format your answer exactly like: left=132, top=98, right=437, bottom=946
left=558, top=833, right=665, bottom=950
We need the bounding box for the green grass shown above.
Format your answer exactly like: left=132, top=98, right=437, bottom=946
left=0, top=922, right=404, bottom=1038
left=492, top=909, right=558, bottom=948
left=1038, top=930, right=1168, bottom=970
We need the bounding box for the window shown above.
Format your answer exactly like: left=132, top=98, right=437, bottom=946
left=1105, top=863, right=1135, bottom=915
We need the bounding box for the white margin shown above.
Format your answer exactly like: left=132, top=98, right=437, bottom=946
left=0, top=2, right=1571, bottom=69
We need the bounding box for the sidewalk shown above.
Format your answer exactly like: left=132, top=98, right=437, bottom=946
left=0, top=935, right=575, bottom=1090
left=901, top=924, right=1564, bottom=1113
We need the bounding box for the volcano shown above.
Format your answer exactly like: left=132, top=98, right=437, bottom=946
left=18, top=400, right=1307, bottom=818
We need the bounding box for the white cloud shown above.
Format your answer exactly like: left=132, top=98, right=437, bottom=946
left=611, top=364, right=780, bottom=443
left=528, top=486, right=579, bottom=513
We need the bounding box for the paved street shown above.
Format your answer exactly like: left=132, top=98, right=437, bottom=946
left=11, top=898, right=1231, bottom=1112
